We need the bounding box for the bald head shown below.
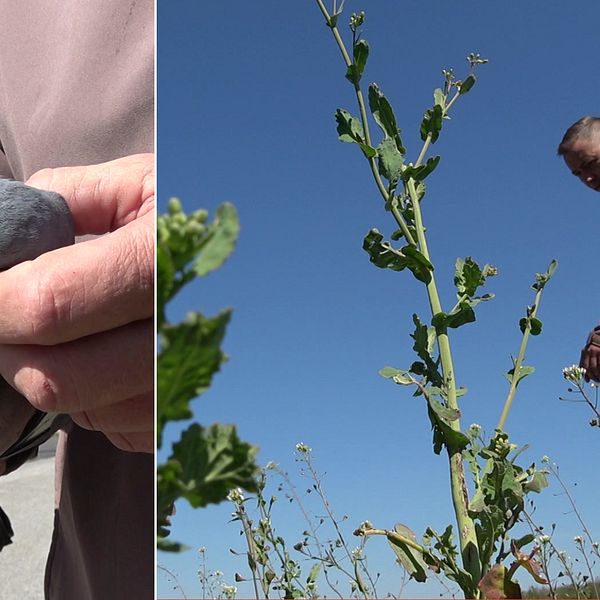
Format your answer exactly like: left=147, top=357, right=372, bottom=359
left=558, top=116, right=600, bottom=191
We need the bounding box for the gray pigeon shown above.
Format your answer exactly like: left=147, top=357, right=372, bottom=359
left=0, top=179, right=74, bottom=269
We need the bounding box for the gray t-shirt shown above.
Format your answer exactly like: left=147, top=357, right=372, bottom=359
left=0, top=2, right=154, bottom=598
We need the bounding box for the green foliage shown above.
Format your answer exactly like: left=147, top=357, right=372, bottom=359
left=420, top=104, right=444, bottom=143
left=387, top=523, right=428, bottom=583
left=158, top=310, right=231, bottom=444
left=335, top=108, right=377, bottom=158
left=227, top=447, right=378, bottom=599
left=157, top=199, right=239, bottom=328
left=316, top=1, right=559, bottom=597
left=345, top=39, right=369, bottom=84
left=157, top=199, right=259, bottom=552
left=363, top=228, right=433, bottom=283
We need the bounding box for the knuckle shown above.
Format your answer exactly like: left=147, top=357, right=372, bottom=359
left=20, top=269, right=68, bottom=342
left=115, top=224, right=154, bottom=300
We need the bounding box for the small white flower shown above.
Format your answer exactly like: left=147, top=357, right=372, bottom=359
left=214, top=570, right=223, bottom=578
left=227, top=488, right=245, bottom=504
left=541, top=455, right=551, bottom=464
left=351, top=547, right=363, bottom=559
left=469, top=423, right=482, bottom=435
left=295, top=442, right=312, bottom=454
left=538, top=535, right=551, bottom=544
left=562, top=364, right=586, bottom=384
left=574, top=535, right=584, bottom=544
left=264, top=461, right=277, bottom=470
left=222, top=584, right=237, bottom=599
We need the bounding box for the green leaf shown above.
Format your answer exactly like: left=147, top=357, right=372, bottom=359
left=532, top=259, right=558, bottom=291
left=441, top=304, right=476, bottom=330
left=387, top=524, right=428, bottom=583
left=524, top=469, right=548, bottom=493
left=157, top=243, right=175, bottom=328
left=529, top=317, right=543, bottom=335
left=454, top=257, right=484, bottom=297
left=157, top=538, right=190, bottom=553
left=194, top=203, right=240, bottom=277
left=459, top=73, right=476, bottom=95
left=411, top=315, right=436, bottom=360
left=157, top=201, right=232, bottom=316
left=433, top=88, right=445, bottom=108
left=335, top=108, right=364, bottom=144
left=379, top=367, right=413, bottom=384
left=161, top=423, right=259, bottom=509
left=157, top=423, right=259, bottom=549
left=432, top=305, right=475, bottom=330
left=428, top=396, right=461, bottom=423
left=410, top=314, right=441, bottom=385
left=335, top=108, right=376, bottom=158
left=519, top=316, right=543, bottom=336
left=403, top=245, right=434, bottom=283
left=376, top=138, right=404, bottom=183
left=505, top=365, right=535, bottom=386
left=157, top=310, right=231, bottom=446
left=428, top=404, right=470, bottom=455
left=500, top=464, right=521, bottom=497
left=401, top=156, right=440, bottom=182
left=345, top=39, right=369, bottom=84
left=513, top=533, right=535, bottom=550
left=358, top=142, right=377, bottom=159
left=306, top=563, right=321, bottom=586
left=368, top=83, right=405, bottom=153
left=420, top=104, right=443, bottom=143
left=362, top=229, right=433, bottom=283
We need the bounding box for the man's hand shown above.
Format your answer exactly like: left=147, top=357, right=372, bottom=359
left=0, top=154, right=154, bottom=454
left=580, top=342, right=600, bottom=382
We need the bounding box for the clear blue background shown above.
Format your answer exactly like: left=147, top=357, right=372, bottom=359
left=157, top=1, right=600, bottom=597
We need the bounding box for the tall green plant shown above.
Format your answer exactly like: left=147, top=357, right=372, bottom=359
left=316, top=3, right=556, bottom=597
left=157, top=198, right=259, bottom=552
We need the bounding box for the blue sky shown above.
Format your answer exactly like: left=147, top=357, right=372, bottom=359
left=157, top=2, right=600, bottom=597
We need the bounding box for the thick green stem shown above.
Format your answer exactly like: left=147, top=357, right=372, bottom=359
left=407, top=177, right=481, bottom=592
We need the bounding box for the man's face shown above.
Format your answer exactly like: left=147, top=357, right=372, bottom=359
left=563, top=137, right=600, bottom=191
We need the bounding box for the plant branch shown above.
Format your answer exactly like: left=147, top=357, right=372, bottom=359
left=497, top=287, right=544, bottom=431
left=316, top=0, right=416, bottom=246
left=355, top=527, right=426, bottom=554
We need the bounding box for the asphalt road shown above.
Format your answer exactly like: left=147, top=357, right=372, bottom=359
left=0, top=437, right=56, bottom=600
